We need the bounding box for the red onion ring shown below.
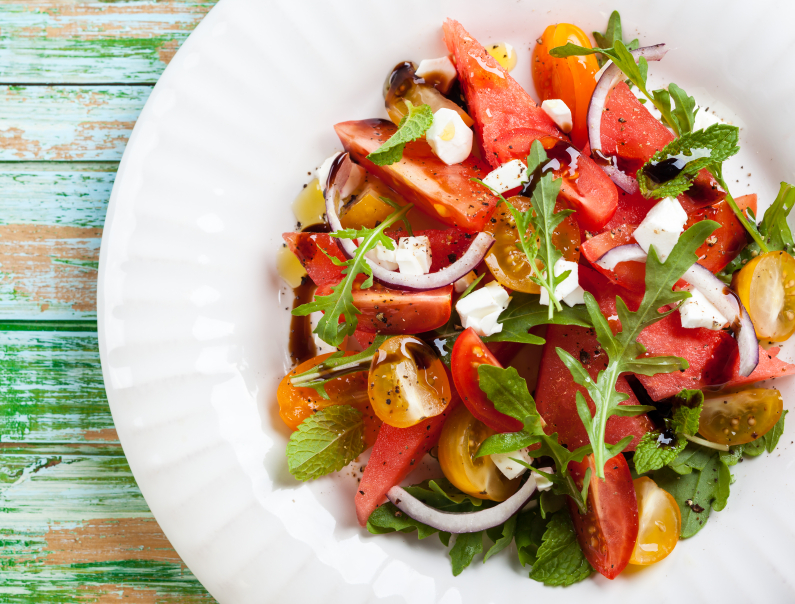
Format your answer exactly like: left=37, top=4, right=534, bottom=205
left=594, top=245, right=759, bottom=376
left=324, top=153, right=495, bottom=291
left=386, top=474, right=537, bottom=533
left=587, top=45, right=668, bottom=193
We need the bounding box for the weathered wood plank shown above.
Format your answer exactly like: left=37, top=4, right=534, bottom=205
left=0, top=1, right=217, bottom=84
left=0, top=331, right=114, bottom=445
left=0, top=86, right=150, bottom=161
left=0, top=163, right=112, bottom=319
left=0, top=445, right=214, bottom=603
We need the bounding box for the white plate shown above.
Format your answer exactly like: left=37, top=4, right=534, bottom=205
left=98, top=0, right=795, bottom=602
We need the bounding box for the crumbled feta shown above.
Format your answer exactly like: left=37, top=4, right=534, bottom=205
left=454, top=271, right=478, bottom=293
left=365, top=243, right=398, bottom=271
left=395, top=236, right=432, bottom=275
left=633, top=196, right=688, bottom=261
left=415, top=56, right=457, bottom=94
left=541, top=99, right=573, bottom=133
left=455, top=281, right=511, bottom=337
left=481, top=159, right=529, bottom=193
left=531, top=467, right=554, bottom=491
left=491, top=448, right=532, bottom=480
left=539, top=259, right=581, bottom=306
left=316, top=151, right=363, bottom=198
left=679, top=287, right=728, bottom=330
left=425, top=108, right=473, bottom=166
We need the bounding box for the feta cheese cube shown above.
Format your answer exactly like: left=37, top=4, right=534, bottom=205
left=491, top=448, right=532, bottom=480
left=679, top=287, right=728, bottom=330
left=562, top=285, right=586, bottom=307
left=316, top=151, right=364, bottom=198
left=633, top=196, right=688, bottom=261
left=415, top=56, right=457, bottom=94
left=531, top=467, right=554, bottom=491
left=366, top=242, right=398, bottom=271
left=482, top=159, right=529, bottom=194
left=539, top=259, right=580, bottom=306
left=455, top=281, right=511, bottom=337
left=395, top=236, right=432, bottom=275
left=454, top=271, right=478, bottom=293
left=541, top=99, right=573, bottom=133
left=425, top=108, right=473, bottom=166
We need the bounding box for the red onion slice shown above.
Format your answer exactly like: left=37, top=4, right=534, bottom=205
left=601, top=162, right=639, bottom=194
left=386, top=474, right=537, bottom=533
left=595, top=244, right=759, bottom=376
left=324, top=153, right=495, bottom=291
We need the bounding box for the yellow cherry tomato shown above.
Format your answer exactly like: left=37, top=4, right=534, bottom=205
left=734, top=250, right=795, bottom=341
left=698, top=388, right=783, bottom=446
left=532, top=24, right=600, bottom=149
left=629, top=477, right=681, bottom=566
left=483, top=195, right=580, bottom=293
left=367, top=335, right=451, bottom=428
left=438, top=405, right=520, bottom=502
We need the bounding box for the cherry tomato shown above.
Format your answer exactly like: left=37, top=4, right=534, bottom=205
left=629, top=477, right=681, bottom=566
left=734, top=250, right=795, bottom=342
left=368, top=335, right=452, bottom=428
left=484, top=195, right=580, bottom=293
left=278, top=353, right=381, bottom=447
left=438, top=404, right=520, bottom=501
left=698, top=388, right=783, bottom=446
left=450, top=328, right=524, bottom=433
left=568, top=453, right=638, bottom=580
left=532, top=23, right=600, bottom=149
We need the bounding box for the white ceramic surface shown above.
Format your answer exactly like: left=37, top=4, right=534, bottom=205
left=98, top=1, right=795, bottom=602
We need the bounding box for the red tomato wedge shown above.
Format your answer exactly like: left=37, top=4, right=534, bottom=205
left=334, top=119, right=496, bottom=231
left=601, top=82, right=724, bottom=205
left=450, top=328, right=524, bottom=433
left=355, top=392, right=460, bottom=525
left=443, top=19, right=619, bottom=232
left=316, top=282, right=452, bottom=335
left=283, top=232, right=346, bottom=285
left=567, top=454, right=638, bottom=580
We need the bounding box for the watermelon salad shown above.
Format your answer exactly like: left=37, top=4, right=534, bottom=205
left=276, top=12, right=795, bottom=584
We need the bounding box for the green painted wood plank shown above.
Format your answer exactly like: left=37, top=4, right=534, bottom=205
left=0, top=164, right=111, bottom=320
left=0, top=0, right=218, bottom=84
left=0, top=331, right=115, bottom=445
left=0, top=86, right=150, bottom=161
left=0, top=445, right=215, bottom=602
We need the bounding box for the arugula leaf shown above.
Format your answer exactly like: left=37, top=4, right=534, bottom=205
left=484, top=293, right=590, bottom=344
left=636, top=124, right=740, bottom=199
left=760, top=182, right=795, bottom=252
left=367, top=101, right=433, bottom=166
left=293, top=204, right=412, bottom=346
left=286, top=405, right=365, bottom=480
left=592, top=10, right=639, bottom=67
left=555, top=221, right=719, bottom=478
left=289, top=335, right=389, bottom=398
left=654, top=443, right=732, bottom=538
left=475, top=365, right=592, bottom=512
left=651, top=83, right=698, bottom=137
left=450, top=532, right=484, bottom=576
left=528, top=510, right=594, bottom=586
left=484, top=514, right=518, bottom=562
left=633, top=431, right=687, bottom=474
left=742, top=409, right=788, bottom=456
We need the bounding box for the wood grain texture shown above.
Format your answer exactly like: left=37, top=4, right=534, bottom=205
left=0, top=0, right=217, bottom=84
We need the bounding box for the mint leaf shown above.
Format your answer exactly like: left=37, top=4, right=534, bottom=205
left=286, top=405, right=365, bottom=480
left=293, top=204, right=412, bottom=346
left=366, top=503, right=441, bottom=540
left=484, top=515, right=517, bottom=562
left=450, top=531, right=483, bottom=576
left=367, top=101, right=433, bottom=166
left=555, top=220, right=718, bottom=478
left=593, top=10, right=639, bottom=66
left=633, top=431, right=687, bottom=474
left=515, top=507, right=548, bottom=566
left=636, top=123, right=740, bottom=199
left=671, top=389, right=703, bottom=436
left=528, top=510, right=593, bottom=586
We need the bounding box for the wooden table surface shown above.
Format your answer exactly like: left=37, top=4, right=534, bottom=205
left=1, top=2, right=218, bottom=601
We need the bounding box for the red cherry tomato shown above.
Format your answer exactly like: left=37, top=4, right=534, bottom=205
left=567, top=453, right=639, bottom=580
left=450, top=328, right=523, bottom=433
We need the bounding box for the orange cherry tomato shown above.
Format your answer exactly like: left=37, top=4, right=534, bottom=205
left=278, top=353, right=381, bottom=448
left=532, top=24, right=600, bottom=149
left=733, top=250, right=795, bottom=342
left=629, top=477, right=681, bottom=566
left=698, top=388, right=783, bottom=446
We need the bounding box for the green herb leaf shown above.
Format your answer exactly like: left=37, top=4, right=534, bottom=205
left=760, top=182, right=795, bottom=252
left=766, top=409, right=788, bottom=452
left=367, top=101, right=433, bottom=166
left=636, top=123, right=740, bottom=199
left=668, top=83, right=698, bottom=136
left=484, top=514, right=518, bottom=562
left=593, top=10, right=639, bottom=67
left=633, top=431, right=687, bottom=474
left=515, top=507, right=548, bottom=566
left=671, top=389, right=704, bottom=436
left=286, top=405, right=365, bottom=480
left=366, top=503, right=441, bottom=540
left=556, top=221, right=719, bottom=478
left=484, top=293, right=590, bottom=344
left=293, top=204, right=412, bottom=346
left=450, top=532, right=484, bottom=575
left=528, top=510, right=594, bottom=586
left=289, top=335, right=389, bottom=398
